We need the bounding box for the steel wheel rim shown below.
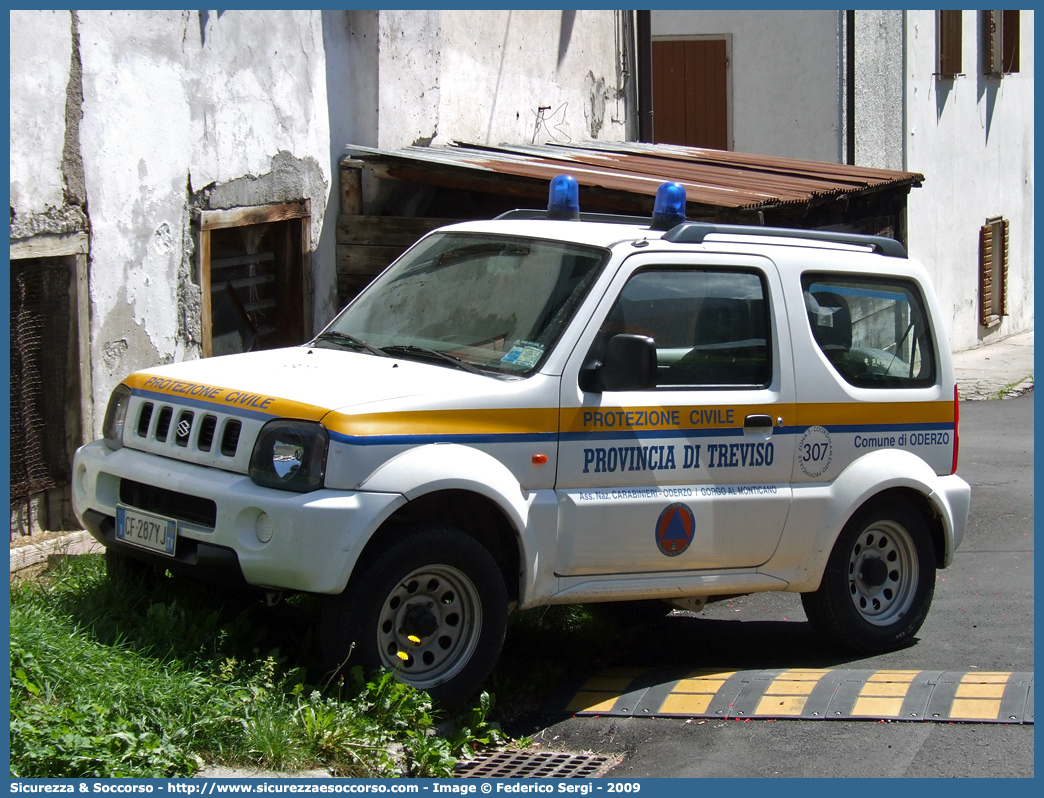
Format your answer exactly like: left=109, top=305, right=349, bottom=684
left=375, top=564, right=482, bottom=688
left=847, top=519, right=918, bottom=626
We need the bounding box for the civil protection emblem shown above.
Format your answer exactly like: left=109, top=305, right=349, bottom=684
left=655, top=503, right=695, bottom=556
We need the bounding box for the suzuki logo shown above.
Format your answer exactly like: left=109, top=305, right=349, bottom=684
left=177, top=419, right=191, bottom=439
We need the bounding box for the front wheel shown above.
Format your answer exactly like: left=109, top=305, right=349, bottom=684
left=321, top=525, right=508, bottom=708
left=801, top=497, right=935, bottom=654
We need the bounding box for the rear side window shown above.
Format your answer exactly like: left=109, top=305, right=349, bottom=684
left=803, top=274, right=936, bottom=389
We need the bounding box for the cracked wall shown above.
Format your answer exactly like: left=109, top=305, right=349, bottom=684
left=10, top=11, right=334, bottom=436
left=9, top=10, right=86, bottom=239
left=11, top=9, right=631, bottom=442
left=392, top=10, right=628, bottom=149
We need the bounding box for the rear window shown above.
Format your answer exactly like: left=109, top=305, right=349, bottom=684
left=802, top=274, right=936, bottom=389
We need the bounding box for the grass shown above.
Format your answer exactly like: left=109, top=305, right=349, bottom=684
left=9, top=554, right=506, bottom=778
left=993, top=374, right=1033, bottom=399
left=10, top=547, right=642, bottom=778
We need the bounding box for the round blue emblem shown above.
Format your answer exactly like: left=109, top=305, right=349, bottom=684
left=655, top=503, right=695, bottom=557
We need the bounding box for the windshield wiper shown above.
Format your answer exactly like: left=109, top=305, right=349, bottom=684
left=313, top=331, right=388, bottom=357
left=380, top=345, right=486, bottom=375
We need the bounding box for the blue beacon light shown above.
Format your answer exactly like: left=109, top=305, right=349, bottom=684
left=651, top=181, right=687, bottom=230
left=547, top=174, right=580, bottom=220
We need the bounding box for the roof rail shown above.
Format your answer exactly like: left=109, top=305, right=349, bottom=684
left=496, top=209, right=653, bottom=226
left=661, top=222, right=908, bottom=258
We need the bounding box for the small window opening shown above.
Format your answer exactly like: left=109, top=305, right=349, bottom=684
left=10, top=255, right=82, bottom=534
left=200, top=201, right=311, bottom=357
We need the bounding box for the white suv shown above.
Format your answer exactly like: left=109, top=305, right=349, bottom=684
left=73, top=178, right=970, bottom=706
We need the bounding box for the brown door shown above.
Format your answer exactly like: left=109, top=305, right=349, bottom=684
left=652, top=39, right=728, bottom=150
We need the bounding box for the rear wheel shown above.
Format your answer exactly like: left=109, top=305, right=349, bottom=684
left=802, top=497, right=935, bottom=653
left=321, top=525, right=508, bottom=708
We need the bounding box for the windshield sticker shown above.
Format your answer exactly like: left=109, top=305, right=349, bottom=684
left=501, top=341, right=544, bottom=367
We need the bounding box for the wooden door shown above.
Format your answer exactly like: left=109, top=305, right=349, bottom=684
left=652, top=39, right=729, bottom=150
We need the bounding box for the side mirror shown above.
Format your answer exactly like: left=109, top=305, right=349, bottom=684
left=580, top=334, right=658, bottom=393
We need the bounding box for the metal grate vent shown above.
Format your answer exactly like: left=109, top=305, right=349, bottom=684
left=454, top=751, right=617, bottom=779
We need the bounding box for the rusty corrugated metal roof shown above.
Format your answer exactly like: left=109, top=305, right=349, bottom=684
left=344, top=141, right=923, bottom=215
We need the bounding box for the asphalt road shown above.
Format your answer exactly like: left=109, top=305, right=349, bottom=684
left=520, top=393, right=1034, bottom=779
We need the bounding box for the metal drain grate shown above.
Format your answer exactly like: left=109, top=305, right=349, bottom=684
left=455, top=750, right=617, bottom=779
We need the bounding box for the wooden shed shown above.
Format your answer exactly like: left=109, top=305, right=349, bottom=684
left=336, top=141, right=924, bottom=309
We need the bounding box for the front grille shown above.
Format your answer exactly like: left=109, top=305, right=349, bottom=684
left=155, top=406, right=173, bottom=442
left=120, top=479, right=218, bottom=528
left=136, top=403, right=154, bottom=437
left=131, top=400, right=248, bottom=465
left=221, top=420, right=242, bottom=457
left=198, top=415, right=217, bottom=452
left=174, top=410, right=194, bottom=447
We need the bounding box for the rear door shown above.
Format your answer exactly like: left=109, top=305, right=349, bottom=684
left=555, top=251, right=795, bottom=576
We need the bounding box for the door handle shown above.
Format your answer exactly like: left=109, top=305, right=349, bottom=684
left=744, top=414, right=774, bottom=430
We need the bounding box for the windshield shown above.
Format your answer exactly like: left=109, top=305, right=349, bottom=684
left=319, top=232, right=609, bottom=376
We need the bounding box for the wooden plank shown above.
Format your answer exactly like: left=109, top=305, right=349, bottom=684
left=75, top=252, right=94, bottom=440
left=300, top=211, right=314, bottom=339
left=336, top=244, right=407, bottom=276
left=340, top=162, right=364, bottom=216
left=337, top=274, right=378, bottom=308
left=211, top=252, right=276, bottom=269
left=201, top=201, right=308, bottom=231
left=336, top=215, right=455, bottom=247
left=201, top=228, right=213, bottom=358
left=10, top=232, right=89, bottom=260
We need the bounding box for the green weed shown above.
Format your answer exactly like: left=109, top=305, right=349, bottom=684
left=9, top=554, right=503, bottom=778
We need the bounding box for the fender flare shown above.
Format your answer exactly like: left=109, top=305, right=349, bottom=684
left=359, top=442, right=532, bottom=543
left=762, top=448, right=958, bottom=592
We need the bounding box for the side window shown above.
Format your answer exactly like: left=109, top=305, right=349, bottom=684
left=803, top=274, right=936, bottom=389
left=594, top=269, right=771, bottom=389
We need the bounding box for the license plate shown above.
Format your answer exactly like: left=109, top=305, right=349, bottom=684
left=116, top=506, right=177, bottom=557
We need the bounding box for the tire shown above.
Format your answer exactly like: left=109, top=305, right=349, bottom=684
left=321, top=525, right=508, bottom=709
left=801, top=497, right=935, bottom=654
left=105, top=547, right=158, bottom=587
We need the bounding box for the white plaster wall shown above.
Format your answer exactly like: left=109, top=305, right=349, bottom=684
left=377, top=10, right=442, bottom=149
left=853, top=11, right=904, bottom=171
left=651, top=10, right=843, bottom=162
left=9, top=10, right=71, bottom=215
left=435, top=10, right=630, bottom=146
left=76, top=10, right=333, bottom=430
left=904, top=10, right=1034, bottom=351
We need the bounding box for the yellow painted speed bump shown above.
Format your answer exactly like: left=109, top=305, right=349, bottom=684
left=566, top=668, right=649, bottom=714
left=561, top=668, right=1033, bottom=724
left=950, top=673, right=1009, bottom=721
left=755, top=669, right=830, bottom=717
left=661, top=669, right=735, bottom=715
left=852, top=670, right=921, bottom=718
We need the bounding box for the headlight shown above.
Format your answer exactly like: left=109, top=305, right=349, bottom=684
left=102, top=384, right=132, bottom=450
left=249, top=420, right=329, bottom=493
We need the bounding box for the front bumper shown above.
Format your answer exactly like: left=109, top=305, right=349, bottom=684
left=72, top=440, right=405, bottom=594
